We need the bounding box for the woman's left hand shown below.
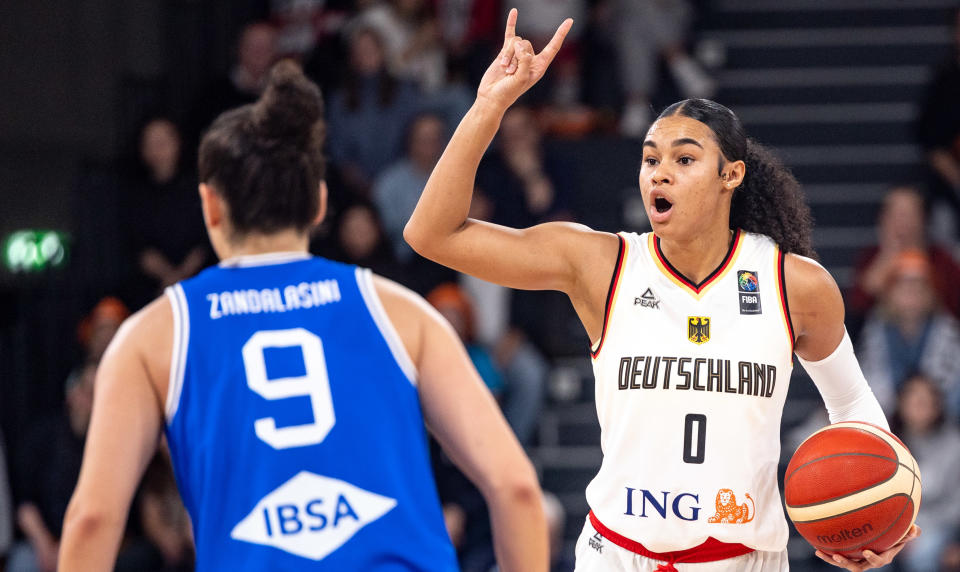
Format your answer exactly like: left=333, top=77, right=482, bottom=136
left=815, top=525, right=920, bottom=571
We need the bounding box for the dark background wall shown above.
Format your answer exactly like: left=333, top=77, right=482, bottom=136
left=0, top=0, right=270, bottom=453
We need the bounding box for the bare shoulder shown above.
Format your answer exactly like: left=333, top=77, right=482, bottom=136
left=782, top=253, right=846, bottom=359
left=783, top=253, right=840, bottom=301
left=102, top=294, right=174, bottom=408
left=370, top=274, right=450, bottom=367
left=532, top=222, right=620, bottom=291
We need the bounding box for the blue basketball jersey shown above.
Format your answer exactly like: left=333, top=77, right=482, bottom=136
left=163, top=253, right=458, bottom=571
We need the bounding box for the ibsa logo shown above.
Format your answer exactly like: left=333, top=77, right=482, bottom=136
left=231, top=471, right=397, bottom=560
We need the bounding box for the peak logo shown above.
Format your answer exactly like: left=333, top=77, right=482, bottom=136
left=231, top=471, right=397, bottom=560
left=634, top=288, right=660, bottom=309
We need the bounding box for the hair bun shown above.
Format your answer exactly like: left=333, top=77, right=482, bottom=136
left=254, top=60, right=323, bottom=141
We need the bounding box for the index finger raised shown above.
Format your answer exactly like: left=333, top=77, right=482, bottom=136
left=504, top=8, right=518, bottom=41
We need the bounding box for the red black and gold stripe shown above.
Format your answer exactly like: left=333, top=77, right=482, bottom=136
left=774, top=247, right=796, bottom=353
left=648, top=229, right=744, bottom=299
left=590, top=234, right=627, bottom=359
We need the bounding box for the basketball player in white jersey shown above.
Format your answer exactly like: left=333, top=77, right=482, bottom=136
left=405, top=9, right=919, bottom=571
left=58, top=61, right=548, bottom=571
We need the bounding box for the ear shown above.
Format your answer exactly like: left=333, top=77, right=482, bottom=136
left=313, top=181, right=328, bottom=226
left=199, top=182, right=225, bottom=229
left=721, top=160, right=746, bottom=191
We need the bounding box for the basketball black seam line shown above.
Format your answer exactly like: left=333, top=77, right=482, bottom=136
left=785, top=453, right=915, bottom=508
left=808, top=493, right=913, bottom=554
left=785, top=428, right=920, bottom=488
left=786, top=426, right=902, bottom=486
left=786, top=457, right=918, bottom=509
left=785, top=451, right=897, bottom=486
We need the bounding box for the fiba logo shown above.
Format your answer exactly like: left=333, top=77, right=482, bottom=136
left=736, top=270, right=762, bottom=315
left=737, top=271, right=758, bottom=292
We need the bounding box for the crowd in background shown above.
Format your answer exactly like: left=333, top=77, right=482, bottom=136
left=2, top=1, right=960, bottom=571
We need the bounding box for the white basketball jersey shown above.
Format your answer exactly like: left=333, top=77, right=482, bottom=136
left=586, top=230, right=795, bottom=553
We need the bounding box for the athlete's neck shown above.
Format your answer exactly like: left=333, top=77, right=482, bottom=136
left=657, top=227, right=735, bottom=286
left=218, top=229, right=310, bottom=260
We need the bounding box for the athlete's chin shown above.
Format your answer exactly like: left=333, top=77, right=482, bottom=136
left=648, top=217, right=677, bottom=237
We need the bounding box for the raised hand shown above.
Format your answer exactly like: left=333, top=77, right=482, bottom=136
left=476, top=9, right=573, bottom=111
left=815, top=525, right=921, bottom=571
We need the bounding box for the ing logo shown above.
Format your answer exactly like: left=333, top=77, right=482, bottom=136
left=707, top=489, right=755, bottom=524
left=687, top=316, right=711, bottom=345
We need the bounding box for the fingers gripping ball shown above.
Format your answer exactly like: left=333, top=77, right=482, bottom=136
left=785, top=421, right=922, bottom=559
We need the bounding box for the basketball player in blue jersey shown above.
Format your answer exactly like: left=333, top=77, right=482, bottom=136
left=405, top=9, right=919, bottom=572
left=59, top=61, right=548, bottom=571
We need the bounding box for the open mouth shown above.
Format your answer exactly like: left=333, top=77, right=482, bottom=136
left=654, top=196, right=673, bottom=213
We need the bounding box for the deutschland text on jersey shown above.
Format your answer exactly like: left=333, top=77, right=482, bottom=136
left=587, top=231, right=796, bottom=553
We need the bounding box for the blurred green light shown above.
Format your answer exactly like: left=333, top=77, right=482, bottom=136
left=3, top=230, right=69, bottom=272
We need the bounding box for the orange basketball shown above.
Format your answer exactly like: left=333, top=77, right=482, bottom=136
left=784, top=421, right=922, bottom=559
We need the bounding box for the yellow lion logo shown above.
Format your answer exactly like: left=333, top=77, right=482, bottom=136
left=707, top=489, right=755, bottom=524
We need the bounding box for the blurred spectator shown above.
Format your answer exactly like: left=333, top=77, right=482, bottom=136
left=10, top=359, right=155, bottom=572
left=327, top=24, right=421, bottom=196
left=579, top=0, right=621, bottom=116
left=351, top=0, right=448, bottom=93
left=858, top=250, right=960, bottom=419
left=437, top=0, right=503, bottom=87
left=76, top=297, right=130, bottom=363
left=138, top=450, right=194, bottom=572
left=122, top=118, right=209, bottom=309
left=191, top=22, right=278, bottom=138
left=314, top=198, right=453, bottom=295
left=9, top=363, right=96, bottom=572
left=945, top=541, right=960, bottom=571
left=373, top=112, right=446, bottom=262
left=543, top=491, right=575, bottom=572
left=510, top=0, right=586, bottom=108
left=469, top=106, right=573, bottom=384
left=293, top=1, right=355, bottom=96
left=0, top=429, right=12, bottom=564
left=427, top=283, right=507, bottom=396
left=429, top=439, right=494, bottom=572
left=888, top=374, right=960, bottom=572
left=316, top=199, right=415, bottom=282
left=917, top=7, right=960, bottom=243
left=476, top=106, right=574, bottom=228
left=614, top=0, right=716, bottom=137
left=427, top=283, right=546, bottom=446
left=269, top=0, right=332, bottom=60
left=848, top=186, right=960, bottom=329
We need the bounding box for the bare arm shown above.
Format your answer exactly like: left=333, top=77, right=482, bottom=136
left=375, top=276, right=548, bottom=572
left=785, top=255, right=920, bottom=570
left=59, top=299, right=171, bottom=571
left=403, top=10, right=619, bottom=341
left=787, top=255, right=846, bottom=362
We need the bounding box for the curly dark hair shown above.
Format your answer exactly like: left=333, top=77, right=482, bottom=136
left=657, top=99, right=816, bottom=258
left=199, top=60, right=326, bottom=238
